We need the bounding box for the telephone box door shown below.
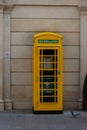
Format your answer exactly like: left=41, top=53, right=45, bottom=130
left=36, top=47, right=62, bottom=111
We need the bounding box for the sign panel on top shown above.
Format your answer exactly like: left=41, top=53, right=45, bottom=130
left=38, top=39, right=59, bottom=43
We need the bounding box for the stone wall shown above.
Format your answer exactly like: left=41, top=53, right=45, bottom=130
left=11, top=0, right=80, bottom=109
left=0, top=0, right=87, bottom=110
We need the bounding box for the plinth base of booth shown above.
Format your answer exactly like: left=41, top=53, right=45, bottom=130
left=33, top=110, right=63, bottom=114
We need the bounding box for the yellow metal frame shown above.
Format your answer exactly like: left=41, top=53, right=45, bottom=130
left=33, top=32, right=63, bottom=112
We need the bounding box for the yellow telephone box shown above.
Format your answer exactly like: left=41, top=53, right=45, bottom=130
left=33, top=32, right=63, bottom=113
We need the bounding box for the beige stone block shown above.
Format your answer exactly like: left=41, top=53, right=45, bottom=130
left=12, top=85, right=32, bottom=99
left=26, top=85, right=32, bottom=99
left=63, top=73, right=80, bottom=85
left=12, top=86, right=26, bottom=99
left=0, top=60, right=3, bottom=82
left=3, top=11, right=12, bottom=104
left=63, top=85, right=79, bottom=100
left=14, top=0, right=79, bottom=5
left=63, top=46, right=80, bottom=58
left=78, top=99, right=83, bottom=110
left=11, top=72, right=32, bottom=85
left=3, top=59, right=10, bottom=99
left=0, top=13, right=3, bottom=59
left=64, top=101, right=78, bottom=110
left=0, top=12, right=3, bottom=102
left=4, top=102, right=12, bottom=110
left=11, top=32, right=80, bottom=46
left=0, top=85, right=3, bottom=99
left=0, top=59, right=3, bottom=72
left=79, top=0, right=87, bottom=5
left=11, top=46, right=33, bottom=58
left=3, top=14, right=10, bottom=53
left=12, top=6, right=79, bottom=19
left=12, top=99, right=32, bottom=109
left=64, top=59, right=80, bottom=72
left=11, top=32, right=34, bottom=45
left=61, top=33, right=80, bottom=46
left=11, top=19, right=79, bottom=32
left=0, top=62, right=3, bottom=98
left=0, top=100, right=4, bottom=111
left=80, top=14, right=87, bottom=99
left=4, top=100, right=12, bottom=110
left=11, top=59, right=32, bottom=72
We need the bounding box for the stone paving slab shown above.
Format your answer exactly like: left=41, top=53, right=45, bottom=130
left=0, top=111, right=87, bottom=130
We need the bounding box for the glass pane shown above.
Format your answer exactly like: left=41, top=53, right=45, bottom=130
left=43, top=83, right=54, bottom=89
left=43, top=97, right=54, bottom=102
left=43, top=57, right=53, bottom=69
left=40, top=77, right=54, bottom=82
left=43, top=77, right=54, bottom=82
left=44, top=57, right=52, bottom=62
left=44, top=63, right=52, bottom=69
left=43, top=70, right=54, bottom=75
left=43, top=90, right=54, bottom=96
left=43, top=50, right=54, bottom=55
left=40, top=90, right=54, bottom=96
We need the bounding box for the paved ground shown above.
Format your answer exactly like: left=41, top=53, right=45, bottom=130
left=0, top=110, right=87, bottom=130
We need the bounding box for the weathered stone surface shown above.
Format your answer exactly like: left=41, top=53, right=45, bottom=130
left=11, top=46, right=33, bottom=58
left=64, top=85, right=79, bottom=100
left=11, top=19, right=79, bottom=32
left=12, top=99, right=32, bottom=109
left=13, top=0, right=79, bottom=5
left=64, top=59, right=79, bottom=72
left=12, top=6, right=79, bottom=19
left=80, top=9, right=87, bottom=100
left=11, top=32, right=80, bottom=46
left=63, top=73, right=80, bottom=85
left=11, top=73, right=32, bottom=85
left=11, top=59, right=32, bottom=72
left=0, top=6, right=4, bottom=111
left=63, top=46, right=80, bottom=59
left=64, top=101, right=78, bottom=109
left=1, top=0, right=83, bottom=110
left=12, top=85, right=32, bottom=99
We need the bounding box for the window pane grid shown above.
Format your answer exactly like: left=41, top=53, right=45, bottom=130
left=39, top=49, right=58, bottom=103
